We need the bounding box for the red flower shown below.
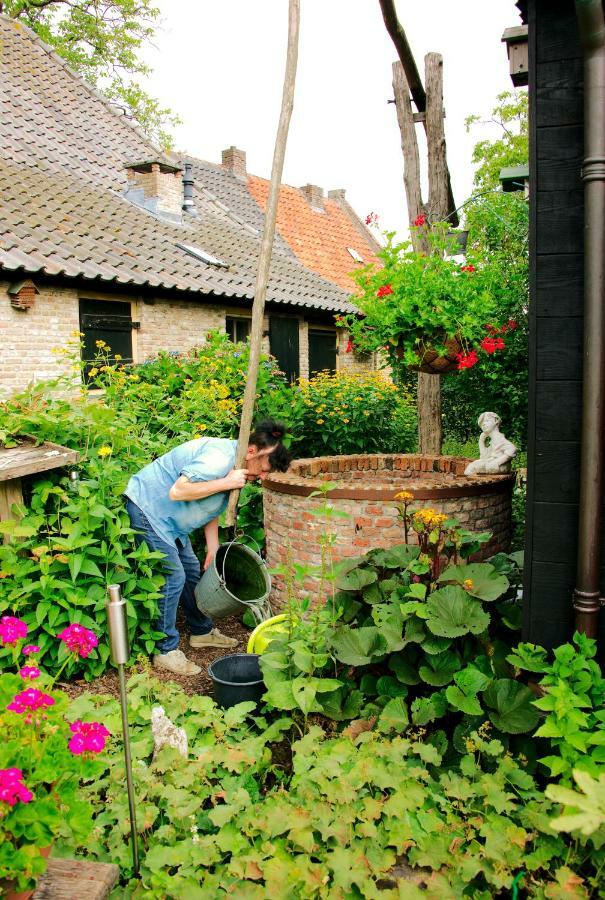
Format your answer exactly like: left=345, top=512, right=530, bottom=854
left=377, top=284, right=394, bottom=298
left=365, top=212, right=378, bottom=226
left=507, top=319, right=518, bottom=330
left=413, top=214, right=426, bottom=227
left=456, top=350, right=479, bottom=370
left=345, top=339, right=353, bottom=353
left=461, top=265, right=475, bottom=273
left=484, top=323, right=498, bottom=334
left=480, top=336, right=505, bottom=354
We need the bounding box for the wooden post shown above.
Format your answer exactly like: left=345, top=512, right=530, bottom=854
left=224, top=0, right=300, bottom=527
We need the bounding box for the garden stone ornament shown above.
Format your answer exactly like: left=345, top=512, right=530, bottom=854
left=464, top=412, right=517, bottom=476
left=151, top=705, right=188, bottom=759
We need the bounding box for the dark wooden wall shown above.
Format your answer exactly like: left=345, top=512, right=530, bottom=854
left=524, top=0, right=604, bottom=648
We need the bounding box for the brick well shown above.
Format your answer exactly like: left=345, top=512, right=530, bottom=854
left=263, top=454, right=515, bottom=608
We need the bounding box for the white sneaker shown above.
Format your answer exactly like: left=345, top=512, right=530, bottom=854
left=153, top=649, right=201, bottom=676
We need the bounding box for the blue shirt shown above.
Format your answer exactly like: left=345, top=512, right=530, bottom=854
left=125, top=438, right=237, bottom=547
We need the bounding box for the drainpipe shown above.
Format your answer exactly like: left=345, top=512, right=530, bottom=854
left=573, top=0, right=605, bottom=637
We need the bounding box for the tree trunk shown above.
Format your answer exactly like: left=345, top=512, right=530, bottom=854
left=417, top=373, right=442, bottom=454
left=224, top=0, right=300, bottom=527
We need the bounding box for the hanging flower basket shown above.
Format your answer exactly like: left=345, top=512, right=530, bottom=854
left=397, top=333, right=463, bottom=375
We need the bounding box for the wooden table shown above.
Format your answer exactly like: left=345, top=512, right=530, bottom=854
left=0, top=440, right=79, bottom=525
left=33, top=858, right=119, bottom=899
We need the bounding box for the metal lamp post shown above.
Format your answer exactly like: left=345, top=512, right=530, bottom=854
left=106, top=584, right=140, bottom=875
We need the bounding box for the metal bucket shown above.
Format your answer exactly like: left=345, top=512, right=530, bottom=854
left=208, top=653, right=264, bottom=708
left=195, top=541, right=271, bottom=623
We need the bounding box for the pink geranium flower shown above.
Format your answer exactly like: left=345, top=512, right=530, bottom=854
left=7, top=687, right=55, bottom=714
left=0, top=616, right=27, bottom=646
left=22, top=645, right=41, bottom=656
left=0, top=768, right=33, bottom=806
left=18, top=666, right=41, bottom=681
left=68, top=721, right=110, bottom=755
left=57, top=624, right=98, bottom=658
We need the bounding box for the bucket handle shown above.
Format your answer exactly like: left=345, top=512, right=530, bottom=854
left=219, top=537, right=266, bottom=586
left=216, top=540, right=272, bottom=626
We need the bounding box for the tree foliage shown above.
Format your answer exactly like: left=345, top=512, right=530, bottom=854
left=1, top=0, right=179, bottom=147
left=443, top=91, right=529, bottom=444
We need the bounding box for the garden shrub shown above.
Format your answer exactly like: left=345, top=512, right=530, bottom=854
left=60, top=666, right=605, bottom=897
left=268, top=370, right=417, bottom=458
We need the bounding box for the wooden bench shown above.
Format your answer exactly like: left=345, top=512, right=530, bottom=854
left=33, top=858, right=119, bottom=899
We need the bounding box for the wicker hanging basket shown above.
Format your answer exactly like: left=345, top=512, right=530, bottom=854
left=396, top=333, right=462, bottom=375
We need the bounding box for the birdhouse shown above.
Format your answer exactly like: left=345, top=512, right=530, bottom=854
left=501, top=25, right=528, bottom=87
left=7, top=279, right=39, bottom=311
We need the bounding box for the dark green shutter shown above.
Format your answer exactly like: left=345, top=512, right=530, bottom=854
left=269, top=316, right=300, bottom=382
left=309, top=329, right=337, bottom=377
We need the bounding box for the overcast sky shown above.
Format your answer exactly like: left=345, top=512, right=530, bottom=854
left=142, top=1, right=522, bottom=238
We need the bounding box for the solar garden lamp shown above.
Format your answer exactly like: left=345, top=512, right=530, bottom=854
left=106, top=584, right=140, bottom=875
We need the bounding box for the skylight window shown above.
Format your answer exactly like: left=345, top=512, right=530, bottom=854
left=347, top=247, right=364, bottom=263
left=176, top=242, right=228, bottom=268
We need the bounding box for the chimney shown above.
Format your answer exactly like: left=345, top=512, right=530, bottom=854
left=124, top=158, right=183, bottom=221
left=300, top=183, right=324, bottom=211
left=221, top=146, right=247, bottom=179
left=328, top=189, right=346, bottom=201
left=182, top=161, right=196, bottom=215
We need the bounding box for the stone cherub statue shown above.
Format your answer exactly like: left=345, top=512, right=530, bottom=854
left=464, top=412, right=517, bottom=476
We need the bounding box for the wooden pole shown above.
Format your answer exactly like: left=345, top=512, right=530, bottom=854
left=224, top=0, right=300, bottom=527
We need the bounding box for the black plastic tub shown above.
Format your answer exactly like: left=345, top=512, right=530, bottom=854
left=208, top=653, right=264, bottom=708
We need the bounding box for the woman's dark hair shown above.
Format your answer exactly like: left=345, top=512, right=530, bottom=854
left=248, top=419, right=287, bottom=449
left=249, top=419, right=291, bottom=472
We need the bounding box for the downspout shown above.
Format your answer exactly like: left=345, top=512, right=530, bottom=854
left=573, top=0, right=605, bottom=637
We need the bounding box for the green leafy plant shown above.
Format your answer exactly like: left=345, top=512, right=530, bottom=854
left=509, top=632, right=605, bottom=780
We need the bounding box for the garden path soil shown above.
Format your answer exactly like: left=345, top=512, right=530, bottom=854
left=62, top=614, right=250, bottom=700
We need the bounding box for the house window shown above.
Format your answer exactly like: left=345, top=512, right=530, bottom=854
left=79, top=298, right=134, bottom=380
left=226, top=316, right=251, bottom=344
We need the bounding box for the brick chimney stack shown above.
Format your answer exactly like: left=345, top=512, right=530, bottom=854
left=221, top=146, right=247, bottom=179
left=328, top=189, right=346, bottom=201
left=124, top=159, right=183, bottom=221
left=300, top=184, right=324, bottom=211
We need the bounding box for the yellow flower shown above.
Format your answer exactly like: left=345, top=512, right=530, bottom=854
left=71, top=330, right=82, bottom=337
left=95, top=340, right=107, bottom=348
left=343, top=418, right=350, bottom=424
left=316, top=419, right=324, bottom=425
left=88, top=367, right=99, bottom=377
left=114, top=354, right=122, bottom=361
left=98, top=446, right=112, bottom=458
left=196, top=424, right=207, bottom=432
left=395, top=490, right=413, bottom=502
left=463, top=579, right=474, bottom=591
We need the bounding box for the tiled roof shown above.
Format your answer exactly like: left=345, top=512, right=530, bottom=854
left=247, top=177, right=382, bottom=291
left=0, top=15, right=359, bottom=314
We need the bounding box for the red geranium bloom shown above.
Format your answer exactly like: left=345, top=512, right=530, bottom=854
left=456, top=350, right=479, bottom=370
left=481, top=336, right=505, bottom=354
left=461, top=265, right=475, bottom=273
left=507, top=319, right=518, bottom=330
left=365, top=212, right=378, bottom=226
left=413, top=214, right=426, bottom=227
left=345, top=339, right=353, bottom=353
left=377, top=284, right=394, bottom=298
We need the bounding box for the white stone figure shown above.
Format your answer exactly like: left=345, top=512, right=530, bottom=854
left=151, top=705, right=188, bottom=759
left=464, top=412, right=517, bottom=476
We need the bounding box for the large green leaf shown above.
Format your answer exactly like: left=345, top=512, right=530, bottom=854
left=425, top=586, right=490, bottom=638
left=454, top=666, right=491, bottom=696
left=331, top=625, right=387, bottom=666
left=438, top=563, right=509, bottom=602
left=445, top=685, right=483, bottom=716
left=388, top=651, right=421, bottom=685
left=335, top=567, right=378, bottom=592
left=367, top=544, right=420, bottom=569
left=418, top=650, right=461, bottom=686
left=483, top=678, right=540, bottom=734
left=378, top=696, right=409, bottom=732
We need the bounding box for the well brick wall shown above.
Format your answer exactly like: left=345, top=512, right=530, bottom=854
left=264, top=453, right=514, bottom=608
